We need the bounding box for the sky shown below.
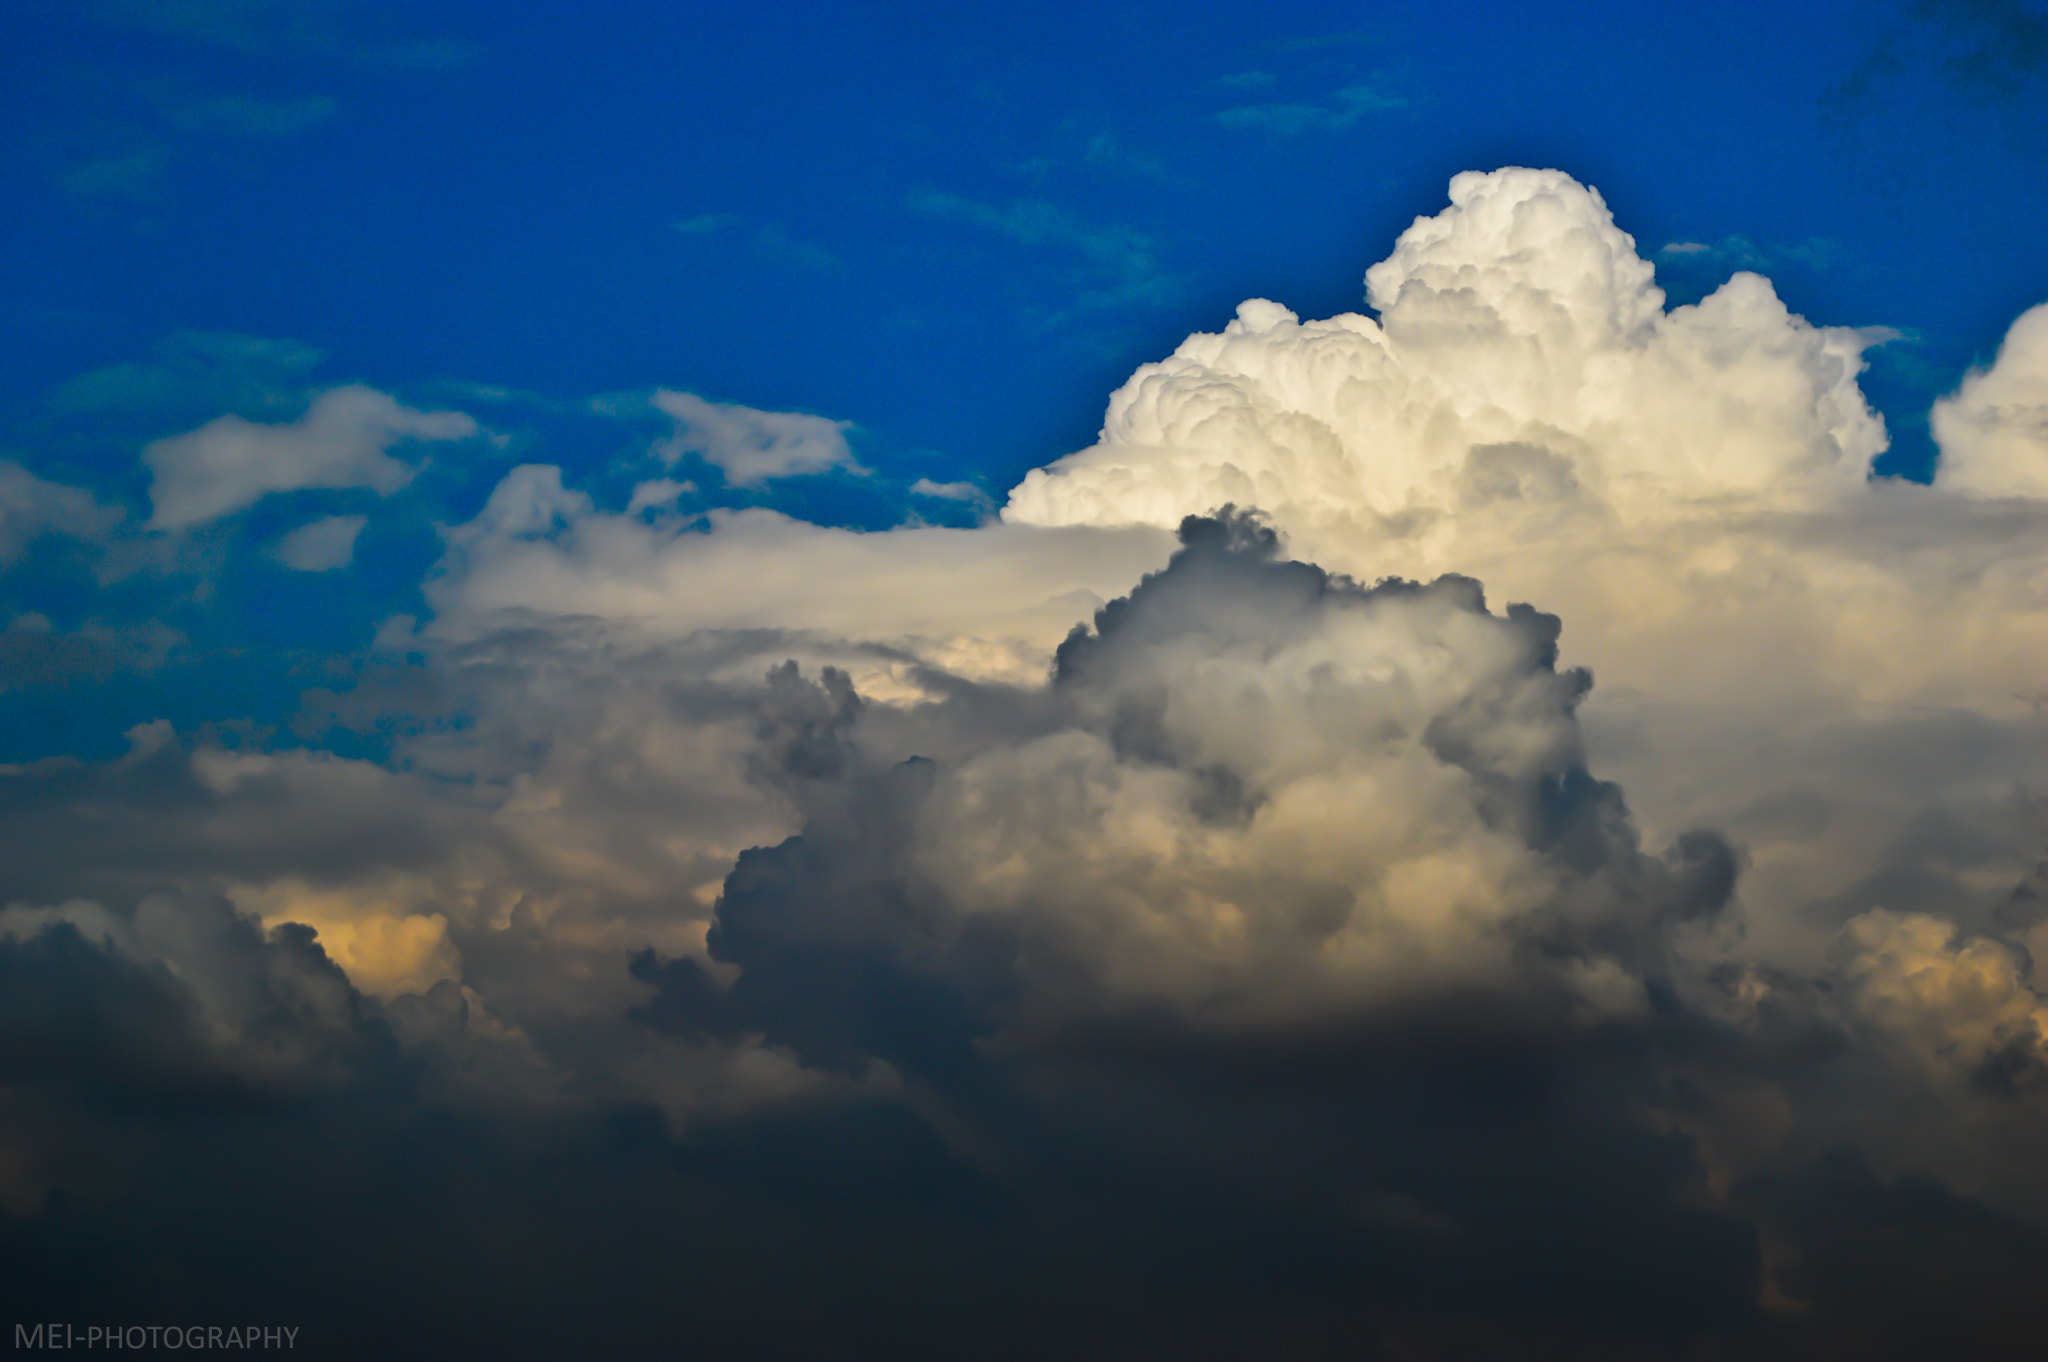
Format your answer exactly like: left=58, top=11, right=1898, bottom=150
left=4, top=1, right=2048, bottom=1357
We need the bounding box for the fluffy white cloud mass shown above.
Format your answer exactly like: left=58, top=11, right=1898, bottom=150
left=1007, top=169, right=1882, bottom=531
left=1933, top=300, right=2048, bottom=498
left=11, top=168, right=2048, bottom=1357
left=997, top=170, right=2048, bottom=1006
left=143, top=383, right=477, bottom=529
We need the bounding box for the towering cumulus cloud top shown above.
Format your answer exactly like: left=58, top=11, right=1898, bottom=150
left=1934, top=301, right=2048, bottom=498
left=1005, top=167, right=1885, bottom=536
left=647, top=511, right=1735, bottom=1058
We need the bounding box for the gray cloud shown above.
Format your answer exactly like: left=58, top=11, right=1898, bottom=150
left=273, top=513, right=366, bottom=571
left=0, top=618, right=183, bottom=695
left=0, top=461, right=119, bottom=564
left=643, top=512, right=1739, bottom=1061
left=4, top=506, right=2046, bottom=1355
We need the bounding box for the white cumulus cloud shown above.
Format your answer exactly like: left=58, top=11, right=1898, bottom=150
left=143, top=383, right=477, bottom=530
left=1933, top=300, right=2048, bottom=498
left=1005, top=168, right=1882, bottom=535
left=652, top=389, right=861, bottom=486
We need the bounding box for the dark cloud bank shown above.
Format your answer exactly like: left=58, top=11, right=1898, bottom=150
left=4, top=513, right=2047, bottom=1359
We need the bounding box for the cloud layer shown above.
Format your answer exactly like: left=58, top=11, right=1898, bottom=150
left=6, top=168, right=2048, bottom=1357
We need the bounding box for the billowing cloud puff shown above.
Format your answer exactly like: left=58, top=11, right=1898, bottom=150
left=645, top=512, right=1736, bottom=1058
left=143, top=383, right=477, bottom=530
left=1006, top=168, right=1882, bottom=536
left=991, top=170, right=2048, bottom=1015
left=0, top=891, right=378, bottom=1104
left=1833, top=907, right=2048, bottom=1088
left=1934, top=301, right=2048, bottom=497
left=652, top=389, right=862, bottom=485
left=0, top=886, right=401, bottom=1219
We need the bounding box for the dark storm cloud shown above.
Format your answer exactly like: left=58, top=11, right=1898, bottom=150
left=0, top=904, right=382, bottom=1119
left=2, top=511, right=2046, bottom=1357
left=620, top=512, right=1790, bottom=1353
left=0, top=723, right=479, bottom=906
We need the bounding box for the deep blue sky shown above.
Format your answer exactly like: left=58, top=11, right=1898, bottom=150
left=4, top=0, right=2047, bottom=757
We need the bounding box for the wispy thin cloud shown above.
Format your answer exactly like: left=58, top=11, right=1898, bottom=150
left=1213, top=78, right=1405, bottom=135
left=750, top=222, right=840, bottom=274
left=55, top=77, right=340, bottom=205
left=60, top=144, right=172, bottom=201
left=1836, top=0, right=2048, bottom=104
left=152, top=88, right=339, bottom=139
left=89, top=0, right=476, bottom=70
left=1657, top=234, right=1839, bottom=272
left=905, top=189, right=1181, bottom=316
left=671, top=214, right=840, bottom=273
left=672, top=212, right=741, bottom=237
